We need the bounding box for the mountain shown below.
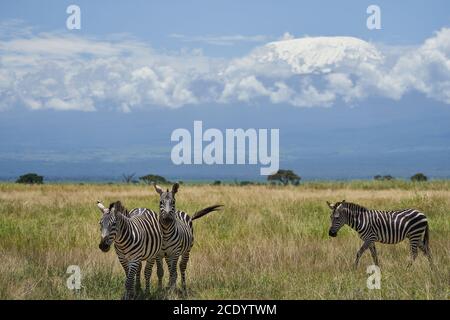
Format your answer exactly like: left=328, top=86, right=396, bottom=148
left=254, top=36, right=383, bottom=74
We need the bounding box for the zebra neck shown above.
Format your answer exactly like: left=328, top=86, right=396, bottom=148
left=114, top=214, right=131, bottom=243
left=160, top=220, right=176, bottom=235
left=348, top=209, right=368, bottom=232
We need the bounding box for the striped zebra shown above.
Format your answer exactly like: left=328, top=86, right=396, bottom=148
left=153, top=183, right=223, bottom=293
left=327, top=200, right=433, bottom=268
left=96, top=200, right=162, bottom=299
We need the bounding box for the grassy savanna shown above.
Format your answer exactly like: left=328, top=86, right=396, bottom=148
left=0, top=181, right=449, bottom=299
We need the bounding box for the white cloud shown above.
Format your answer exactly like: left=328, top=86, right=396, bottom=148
left=279, top=32, right=295, bottom=41
left=386, top=28, right=450, bottom=104
left=1, top=22, right=450, bottom=112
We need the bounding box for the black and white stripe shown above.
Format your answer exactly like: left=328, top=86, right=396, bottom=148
left=327, top=200, right=433, bottom=268
left=154, top=183, right=222, bottom=292
left=97, top=201, right=162, bottom=299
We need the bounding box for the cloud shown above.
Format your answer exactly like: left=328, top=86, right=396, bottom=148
left=1, top=21, right=450, bottom=112
left=0, top=26, right=218, bottom=111
left=169, top=33, right=270, bottom=46
left=386, top=28, right=450, bottom=104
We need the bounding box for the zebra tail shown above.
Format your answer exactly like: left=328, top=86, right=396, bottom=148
left=423, top=223, right=430, bottom=247
left=191, top=205, right=223, bottom=221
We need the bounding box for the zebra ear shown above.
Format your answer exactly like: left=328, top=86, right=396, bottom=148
left=342, top=200, right=346, bottom=203
left=326, top=201, right=335, bottom=209
left=172, top=182, right=179, bottom=194
left=97, top=201, right=109, bottom=214
left=154, top=184, right=164, bottom=195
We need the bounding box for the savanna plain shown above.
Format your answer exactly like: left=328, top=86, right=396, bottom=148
left=0, top=181, right=449, bottom=300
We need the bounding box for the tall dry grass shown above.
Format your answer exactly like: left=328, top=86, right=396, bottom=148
left=0, top=182, right=448, bottom=299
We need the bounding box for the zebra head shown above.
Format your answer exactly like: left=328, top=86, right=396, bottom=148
left=327, top=200, right=347, bottom=237
left=97, top=200, right=124, bottom=252
left=154, top=183, right=179, bottom=226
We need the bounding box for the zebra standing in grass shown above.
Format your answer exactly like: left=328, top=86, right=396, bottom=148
left=96, top=200, right=162, bottom=299
left=327, top=200, right=433, bottom=268
left=153, top=183, right=223, bottom=293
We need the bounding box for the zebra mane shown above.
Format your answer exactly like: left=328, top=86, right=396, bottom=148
left=339, top=201, right=368, bottom=212
left=108, top=201, right=129, bottom=216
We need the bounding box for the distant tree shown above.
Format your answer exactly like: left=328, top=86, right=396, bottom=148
left=411, top=173, right=428, bottom=182
left=213, top=180, right=221, bottom=186
left=16, top=173, right=44, bottom=184
left=239, top=181, right=254, bottom=186
left=267, top=169, right=301, bottom=186
left=122, top=173, right=136, bottom=184
left=139, top=174, right=169, bottom=185
left=374, top=175, right=395, bottom=181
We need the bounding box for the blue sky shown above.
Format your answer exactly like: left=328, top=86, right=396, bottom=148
left=0, top=1, right=449, bottom=181
left=2, top=1, right=449, bottom=49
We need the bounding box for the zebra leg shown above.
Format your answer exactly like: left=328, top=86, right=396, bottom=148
left=118, top=256, right=129, bottom=276
left=124, top=261, right=140, bottom=300
left=179, top=252, right=190, bottom=295
left=117, top=257, right=129, bottom=299
left=418, top=242, right=434, bottom=268
left=407, top=237, right=420, bottom=268
left=369, top=243, right=379, bottom=266
left=166, top=255, right=180, bottom=291
left=144, top=257, right=155, bottom=296
left=354, top=241, right=370, bottom=269
left=156, top=256, right=164, bottom=290
left=135, top=261, right=143, bottom=298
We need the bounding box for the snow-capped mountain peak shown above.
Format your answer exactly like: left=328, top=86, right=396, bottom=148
left=256, top=36, right=383, bottom=74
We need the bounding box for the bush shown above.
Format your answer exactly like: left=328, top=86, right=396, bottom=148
left=139, top=174, right=169, bottom=185
left=267, top=169, right=301, bottom=185
left=239, top=181, right=254, bottom=186
left=16, top=173, right=44, bottom=184
left=411, top=173, right=428, bottom=182
left=374, top=175, right=394, bottom=181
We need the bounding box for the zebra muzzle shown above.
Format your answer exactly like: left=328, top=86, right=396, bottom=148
left=99, top=240, right=111, bottom=252
left=328, top=229, right=337, bottom=237
left=160, top=213, right=173, bottom=225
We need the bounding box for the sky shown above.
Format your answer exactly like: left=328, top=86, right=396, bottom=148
left=0, top=1, right=449, bottom=181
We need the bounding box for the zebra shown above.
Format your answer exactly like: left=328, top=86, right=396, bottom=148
left=327, top=200, right=433, bottom=268
left=153, top=182, right=223, bottom=293
left=96, top=200, right=162, bottom=299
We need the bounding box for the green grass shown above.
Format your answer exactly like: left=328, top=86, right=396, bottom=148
left=0, top=182, right=449, bottom=299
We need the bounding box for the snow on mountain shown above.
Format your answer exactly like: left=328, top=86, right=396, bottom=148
left=253, top=36, right=384, bottom=74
